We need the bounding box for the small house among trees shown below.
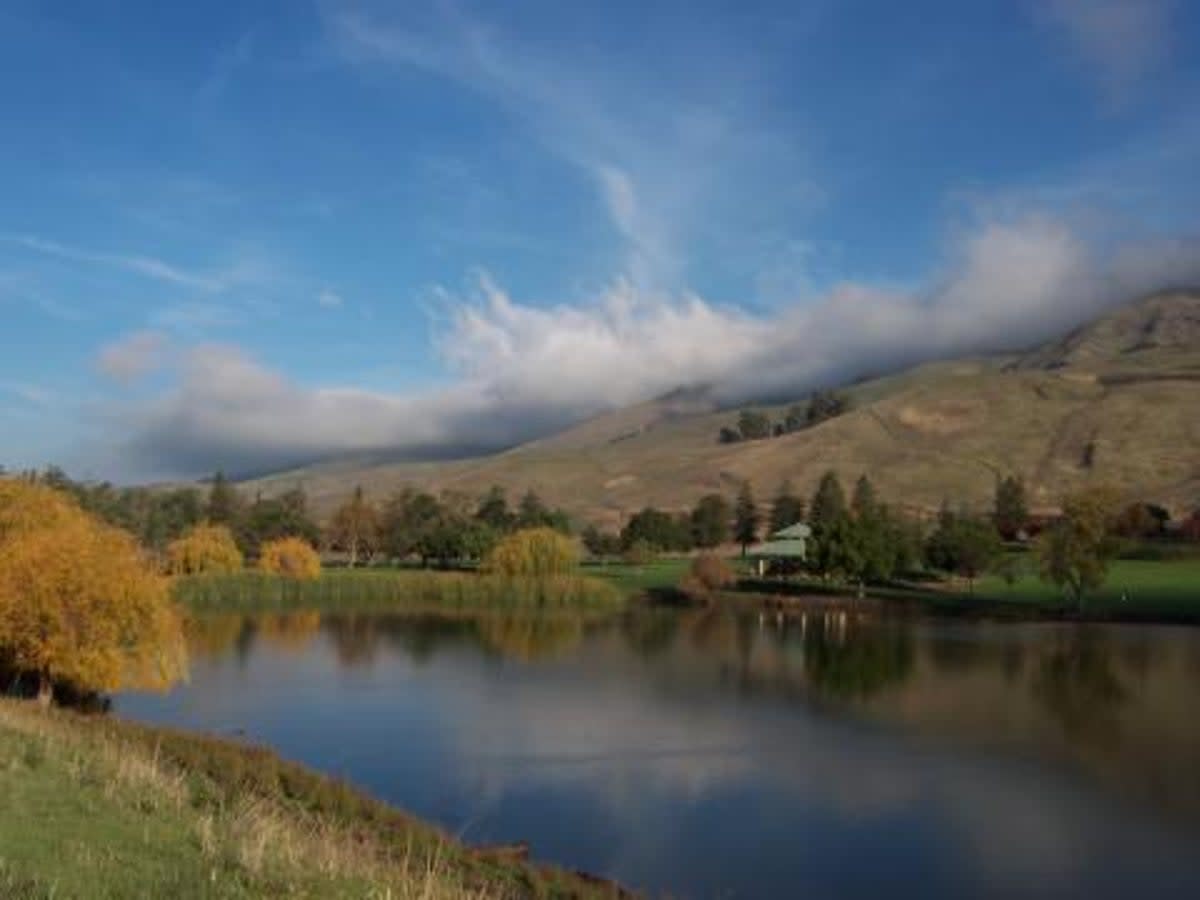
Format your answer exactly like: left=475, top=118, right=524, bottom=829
left=748, top=522, right=812, bottom=576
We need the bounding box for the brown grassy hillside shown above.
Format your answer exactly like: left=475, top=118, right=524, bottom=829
left=247, top=291, right=1200, bottom=527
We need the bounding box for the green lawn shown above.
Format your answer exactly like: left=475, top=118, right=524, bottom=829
left=970, top=557, right=1200, bottom=618
left=582, top=558, right=691, bottom=596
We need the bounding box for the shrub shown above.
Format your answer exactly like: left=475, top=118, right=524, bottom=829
left=689, top=552, right=737, bottom=592
left=483, top=527, right=579, bottom=577
left=166, top=524, right=243, bottom=576
left=258, top=537, right=321, bottom=580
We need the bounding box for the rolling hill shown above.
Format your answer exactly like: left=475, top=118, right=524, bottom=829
left=246, top=290, right=1200, bottom=527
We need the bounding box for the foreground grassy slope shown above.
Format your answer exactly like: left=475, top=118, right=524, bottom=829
left=0, top=700, right=621, bottom=899
left=248, top=291, right=1200, bottom=527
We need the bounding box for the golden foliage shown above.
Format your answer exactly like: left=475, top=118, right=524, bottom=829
left=258, top=537, right=321, bottom=580
left=482, top=528, right=579, bottom=577
left=166, top=524, right=243, bottom=576
left=0, top=479, right=187, bottom=699
left=256, top=611, right=322, bottom=653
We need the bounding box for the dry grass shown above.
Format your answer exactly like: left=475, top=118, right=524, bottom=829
left=0, top=700, right=616, bottom=898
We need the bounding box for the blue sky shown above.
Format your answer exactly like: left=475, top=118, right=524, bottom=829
left=2, top=0, right=1198, bottom=480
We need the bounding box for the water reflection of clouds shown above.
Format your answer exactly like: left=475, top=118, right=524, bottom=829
left=122, top=612, right=1200, bottom=899
left=419, top=622, right=1200, bottom=896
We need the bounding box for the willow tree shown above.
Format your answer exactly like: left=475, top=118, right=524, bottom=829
left=328, top=486, right=379, bottom=567
left=484, top=527, right=578, bottom=576
left=258, top=536, right=321, bottom=580
left=166, top=523, right=243, bottom=575
left=0, top=480, right=186, bottom=705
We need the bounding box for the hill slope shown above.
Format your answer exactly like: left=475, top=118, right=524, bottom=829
left=248, top=291, right=1200, bottom=526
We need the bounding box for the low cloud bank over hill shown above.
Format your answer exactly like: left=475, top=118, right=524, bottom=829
left=114, top=218, right=1200, bottom=478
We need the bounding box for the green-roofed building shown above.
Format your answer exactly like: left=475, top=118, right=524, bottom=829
left=749, top=522, right=811, bottom=575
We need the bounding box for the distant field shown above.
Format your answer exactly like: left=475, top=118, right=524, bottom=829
left=583, top=558, right=691, bottom=595
left=588, top=553, right=1200, bottom=622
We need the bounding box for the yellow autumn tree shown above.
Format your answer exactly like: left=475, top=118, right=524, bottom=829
left=0, top=479, right=187, bottom=705
left=483, top=527, right=579, bottom=577
left=166, top=523, right=243, bottom=576
left=258, top=536, right=321, bottom=580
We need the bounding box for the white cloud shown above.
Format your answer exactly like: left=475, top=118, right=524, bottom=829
left=109, top=216, right=1200, bottom=477
left=317, top=289, right=344, bottom=308
left=96, top=330, right=169, bottom=383
left=1038, top=0, right=1174, bottom=103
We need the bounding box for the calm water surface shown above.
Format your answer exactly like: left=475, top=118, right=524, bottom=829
left=118, top=608, right=1200, bottom=898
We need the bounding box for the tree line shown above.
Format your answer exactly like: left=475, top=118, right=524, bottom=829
left=589, top=470, right=1192, bottom=608
left=11, top=467, right=576, bottom=569
left=324, top=484, right=572, bottom=568
left=718, top=390, right=851, bottom=444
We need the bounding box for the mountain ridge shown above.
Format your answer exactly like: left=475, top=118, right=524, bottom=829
left=246, top=290, right=1200, bottom=526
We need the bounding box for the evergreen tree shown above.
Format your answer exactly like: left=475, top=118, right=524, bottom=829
left=734, top=482, right=760, bottom=555
left=769, top=480, right=805, bottom=533
left=810, top=471, right=847, bottom=530
left=691, top=494, right=732, bottom=549
left=993, top=476, right=1028, bottom=540
left=206, top=471, right=241, bottom=526
left=808, top=471, right=849, bottom=577
left=851, top=475, right=878, bottom=521
left=476, top=485, right=513, bottom=531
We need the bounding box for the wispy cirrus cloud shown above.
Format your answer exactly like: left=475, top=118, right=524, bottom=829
left=0, top=234, right=275, bottom=293
left=324, top=2, right=817, bottom=292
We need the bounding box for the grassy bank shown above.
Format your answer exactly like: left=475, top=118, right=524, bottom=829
left=0, top=699, right=622, bottom=899
left=964, top=557, right=1200, bottom=619
left=737, top=557, right=1200, bottom=622
left=585, top=554, right=1200, bottom=622
left=174, top=569, right=624, bottom=614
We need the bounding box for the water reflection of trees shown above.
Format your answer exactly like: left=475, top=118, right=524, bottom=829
left=255, top=611, right=322, bottom=653
left=474, top=614, right=585, bottom=662
left=184, top=614, right=248, bottom=660
left=619, top=610, right=681, bottom=659
left=1032, top=628, right=1127, bottom=744
left=800, top=617, right=915, bottom=702
left=316, top=612, right=591, bottom=668
left=674, top=609, right=916, bottom=703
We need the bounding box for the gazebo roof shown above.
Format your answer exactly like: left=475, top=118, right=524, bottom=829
left=771, top=522, right=812, bottom=539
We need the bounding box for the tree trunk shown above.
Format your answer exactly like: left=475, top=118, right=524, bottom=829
left=36, top=673, right=53, bottom=709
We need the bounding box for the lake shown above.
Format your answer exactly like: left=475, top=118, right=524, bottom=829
left=118, top=608, right=1200, bottom=898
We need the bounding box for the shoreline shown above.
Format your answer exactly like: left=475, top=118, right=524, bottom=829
left=0, top=697, right=631, bottom=898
